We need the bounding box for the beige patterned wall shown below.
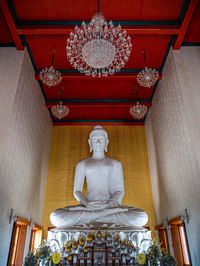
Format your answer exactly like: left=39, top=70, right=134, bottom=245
left=0, top=48, right=52, bottom=265
left=0, top=48, right=24, bottom=162
left=145, top=47, right=200, bottom=265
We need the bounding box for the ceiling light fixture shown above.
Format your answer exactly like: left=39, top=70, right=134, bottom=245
left=51, top=87, right=69, bottom=120
left=130, top=86, right=147, bottom=120
left=66, top=0, right=132, bottom=78
left=137, top=50, right=159, bottom=88
left=40, top=50, right=62, bottom=87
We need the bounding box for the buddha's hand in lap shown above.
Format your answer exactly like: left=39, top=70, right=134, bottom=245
left=85, top=201, right=111, bottom=210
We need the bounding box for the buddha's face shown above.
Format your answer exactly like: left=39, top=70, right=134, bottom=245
left=89, top=131, right=109, bottom=153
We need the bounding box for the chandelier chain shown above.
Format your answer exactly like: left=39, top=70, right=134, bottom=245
left=135, top=86, right=138, bottom=100
left=51, top=50, right=55, bottom=66
left=98, top=0, right=100, bottom=14
left=60, top=86, right=63, bottom=100
left=142, top=50, right=147, bottom=67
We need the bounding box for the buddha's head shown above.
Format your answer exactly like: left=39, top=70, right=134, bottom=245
left=88, top=125, right=109, bottom=153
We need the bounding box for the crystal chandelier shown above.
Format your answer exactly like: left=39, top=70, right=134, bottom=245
left=137, top=50, right=159, bottom=88
left=51, top=87, right=69, bottom=119
left=130, top=86, right=147, bottom=120
left=40, top=50, right=62, bottom=87
left=66, top=2, right=132, bottom=78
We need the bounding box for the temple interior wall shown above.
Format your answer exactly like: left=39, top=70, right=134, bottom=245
left=145, top=47, right=200, bottom=265
left=0, top=48, right=52, bottom=266
left=42, top=126, right=156, bottom=236
left=1, top=46, right=200, bottom=265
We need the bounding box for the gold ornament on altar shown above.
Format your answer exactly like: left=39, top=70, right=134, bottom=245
left=113, top=233, right=121, bottom=245
left=83, top=247, right=89, bottom=254
left=65, top=246, right=71, bottom=253
left=129, top=240, right=137, bottom=252
left=96, top=229, right=103, bottom=238
left=72, top=239, right=78, bottom=250
left=65, top=241, right=72, bottom=248
left=86, top=231, right=94, bottom=242
left=66, top=254, right=73, bottom=261
left=123, top=239, right=128, bottom=246
left=65, top=241, right=72, bottom=253
left=104, top=230, right=109, bottom=240
left=78, top=235, right=85, bottom=247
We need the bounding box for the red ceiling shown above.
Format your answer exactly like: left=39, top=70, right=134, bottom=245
left=183, top=1, right=200, bottom=43
left=26, top=34, right=171, bottom=70
left=0, top=8, right=13, bottom=43
left=0, top=0, right=199, bottom=125
left=12, top=0, right=184, bottom=21
left=42, top=79, right=154, bottom=100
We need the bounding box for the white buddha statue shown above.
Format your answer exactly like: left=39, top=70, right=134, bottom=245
left=50, top=126, right=148, bottom=228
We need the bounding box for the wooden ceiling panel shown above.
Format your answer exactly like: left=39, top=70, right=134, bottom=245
left=49, top=103, right=149, bottom=121
left=26, top=35, right=70, bottom=69
left=43, top=79, right=153, bottom=100
left=0, top=9, right=13, bottom=43
left=12, top=0, right=97, bottom=21
left=100, top=0, right=184, bottom=21
left=26, top=34, right=171, bottom=70
left=12, top=0, right=184, bottom=21
left=124, top=35, right=171, bottom=69
left=1, top=0, right=198, bottom=124
left=183, top=1, right=200, bottom=43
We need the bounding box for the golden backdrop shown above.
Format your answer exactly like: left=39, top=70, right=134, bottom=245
left=42, top=126, right=156, bottom=236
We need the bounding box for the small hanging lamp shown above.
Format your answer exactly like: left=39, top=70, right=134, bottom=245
left=130, top=86, right=147, bottom=120
left=51, top=87, right=69, bottom=120
left=137, top=50, right=159, bottom=88
left=40, top=50, right=62, bottom=87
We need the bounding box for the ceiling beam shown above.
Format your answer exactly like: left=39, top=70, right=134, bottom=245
left=0, top=0, right=23, bottom=50
left=35, top=72, right=162, bottom=81
left=17, top=25, right=180, bottom=36
left=46, top=102, right=152, bottom=108
left=173, top=0, right=198, bottom=49
left=53, top=121, right=145, bottom=126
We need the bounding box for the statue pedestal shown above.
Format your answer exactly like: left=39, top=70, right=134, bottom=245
left=47, top=224, right=151, bottom=265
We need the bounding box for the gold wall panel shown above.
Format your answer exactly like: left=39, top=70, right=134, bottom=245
left=42, top=126, right=156, bottom=235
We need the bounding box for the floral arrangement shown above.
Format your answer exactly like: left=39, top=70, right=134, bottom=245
left=24, top=251, right=38, bottom=266
left=146, top=238, right=176, bottom=266
left=35, top=240, right=51, bottom=261
left=24, top=240, right=52, bottom=265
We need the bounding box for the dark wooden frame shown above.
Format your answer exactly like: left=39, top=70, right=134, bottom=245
left=7, top=217, right=30, bottom=266
left=29, top=224, right=42, bottom=252
left=168, top=216, right=192, bottom=266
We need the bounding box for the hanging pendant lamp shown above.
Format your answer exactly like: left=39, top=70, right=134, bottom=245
left=130, top=86, right=147, bottom=120
left=40, top=50, right=62, bottom=87
left=51, top=87, right=69, bottom=119
left=137, top=50, right=159, bottom=88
